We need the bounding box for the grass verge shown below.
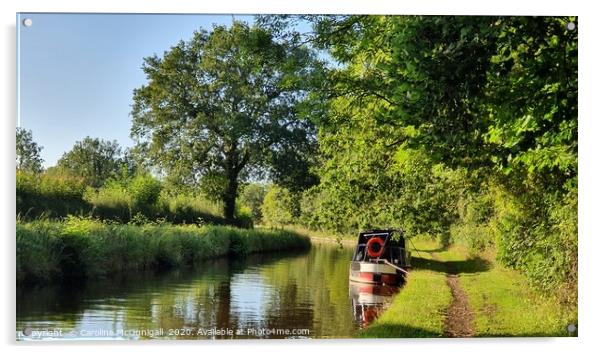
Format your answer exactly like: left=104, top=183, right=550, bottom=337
left=360, top=240, right=450, bottom=338
left=361, top=239, right=576, bottom=337
left=17, top=217, right=310, bottom=285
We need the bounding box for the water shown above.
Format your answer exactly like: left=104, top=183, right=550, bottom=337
left=16, top=243, right=399, bottom=340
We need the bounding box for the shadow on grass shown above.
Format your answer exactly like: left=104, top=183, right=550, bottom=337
left=361, top=323, right=443, bottom=338
left=411, top=245, right=450, bottom=254
left=412, top=256, right=491, bottom=274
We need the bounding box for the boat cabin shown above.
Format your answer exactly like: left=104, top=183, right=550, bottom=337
left=349, top=229, right=411, bottom=285
left=352, top=229, right=411, bottom=267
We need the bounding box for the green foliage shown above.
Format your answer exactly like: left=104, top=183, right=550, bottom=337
left=17, top=170, right=89, bottom=219
left=16, top=170, right=238, bottom=227
left=55, top=137, right=124, bottom=188
left=16, top=218, right=310, bottom=284
left=131, top=21, right=322, bottom=221
left=239, top=183, right=267, bottom=222
left=128, top=174, right=163, bottom=211
left=492, top=178, right=577, bottom=302
left=86, top=181, right=132, bottom=222
left=234, top=204, right=255, bottom=229
left=297, top=108, right=466, bottom=242
left=451, top=183, right=497, bottom=255
left=86, top=176, right=234, bottom=226
left=158, top=193, right=224, bottom=225
left=261, top=185, right=296, bottom=227
left=294, top=15, right=578, bottom=300
left=16, top=127, right=44, bottom=174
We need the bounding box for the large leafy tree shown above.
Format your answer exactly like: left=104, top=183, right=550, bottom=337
left=16, top=127, right=44, bottom=174
left=55, top=137, right=123, bottom=188
left=131, top=21, right=321, bottom=222
left=309, top=15, right=577, bottom=183
left=301, top=15, right=577, bottom=294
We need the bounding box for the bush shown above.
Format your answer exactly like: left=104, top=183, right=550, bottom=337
left=86, top=183, right=132, bottom=222
left=128, top=174, right=162, bottom=211
left=451, top=186, right=496, bottom=255
left=234, top=204, right=254, bottom=229
left=492, top=180, right=578, bottom=300
left=433, top=174, right=576, bottom=304
left=261, top=185, right=295, bottom=227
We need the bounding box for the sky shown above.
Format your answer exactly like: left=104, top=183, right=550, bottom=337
left=17, top=13, right=256, bottom=168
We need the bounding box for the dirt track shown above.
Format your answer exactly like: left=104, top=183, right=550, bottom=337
left=443, top=274, right=475, bottom=337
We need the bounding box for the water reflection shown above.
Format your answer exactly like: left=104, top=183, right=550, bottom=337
left=349, top=282, right=401, bottom=328
left=17, top=243, right=373, bottom=340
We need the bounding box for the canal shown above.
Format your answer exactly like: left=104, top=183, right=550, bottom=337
left=17, top=242, right=398, bottom=340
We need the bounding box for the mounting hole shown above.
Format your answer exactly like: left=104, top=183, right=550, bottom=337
left=22, top=18, right=33, bottom=27
left=566, top=22, right=575, bottom=31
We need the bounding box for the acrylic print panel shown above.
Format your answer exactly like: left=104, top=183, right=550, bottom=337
left=16, top=13, right=578, bottom=340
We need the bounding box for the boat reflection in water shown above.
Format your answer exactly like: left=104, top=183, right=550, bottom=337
left=349, top=281, right=401, bottom=328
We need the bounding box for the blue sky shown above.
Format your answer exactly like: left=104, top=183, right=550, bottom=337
left=17, top=13, right=256, bottom=168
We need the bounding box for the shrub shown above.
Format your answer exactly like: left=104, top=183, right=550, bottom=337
left=128, top=174, right=162, bottom=212
left=234, top=204, right=254, bottom=229
left=86, top=183, right=132, bottom=222
left=261, top=185, right=295, bottom=227
left=451, top=187, right=496, bottom=255
left=16, top=170, right=249, bottom=228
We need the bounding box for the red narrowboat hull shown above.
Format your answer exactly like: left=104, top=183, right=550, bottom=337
left=349, top=261, right=406, bottom=285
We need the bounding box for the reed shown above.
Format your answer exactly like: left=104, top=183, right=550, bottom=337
left=16, top=217, right=310, bottom=284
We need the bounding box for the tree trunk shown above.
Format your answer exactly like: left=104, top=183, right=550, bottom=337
left=222, top=142, right=249, bottom=225
left=223, top=166, right=238, bottom=224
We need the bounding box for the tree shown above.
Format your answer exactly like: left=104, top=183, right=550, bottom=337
left=309, top=15, right=577, bottom=182
left=301, top=15, right=577, bottom=296
left=55, top=137, right=123, bottom=188
left=16, top=127, right=44, bottom=174
left=240, top=183, right=267, bottom=222
left=261, top=185, right=295, bottom=227
left=131, top=21, right=322, bottom=222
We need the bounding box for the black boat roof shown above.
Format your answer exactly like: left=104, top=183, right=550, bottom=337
left=356, top=229, right=406, bottom=246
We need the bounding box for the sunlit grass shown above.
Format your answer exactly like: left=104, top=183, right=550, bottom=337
left=361, top=238, right=576, bottom=337
left=16, top=218, right=310, bottom=284
left=361, top=239, right=450, bottom=338
left=459, top=262, right=575, bottom=336
left=360, top=269, right=450, bottom=338
left=434, top=244, right=576, bottom=336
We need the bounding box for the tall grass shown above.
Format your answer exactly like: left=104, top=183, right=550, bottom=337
left=16, top=171, right=238, bottom=226
left=16, top=217, right=310, bottom=284
left=17, top=170, right=89, bottom=219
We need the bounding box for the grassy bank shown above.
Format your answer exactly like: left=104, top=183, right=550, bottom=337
left=360, top=241, right=451, bottom=338
left=16, top=217, right=310, bottom=284
left=361, top=240, right=576, bottom=337
left=447, top=248, right=576, bottom=336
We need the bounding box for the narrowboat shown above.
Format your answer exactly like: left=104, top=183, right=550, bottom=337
left=349, top=229, right=411, bottom=286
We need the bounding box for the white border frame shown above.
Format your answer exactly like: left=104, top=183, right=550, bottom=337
left=2, top=1, right=599, bottom=354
